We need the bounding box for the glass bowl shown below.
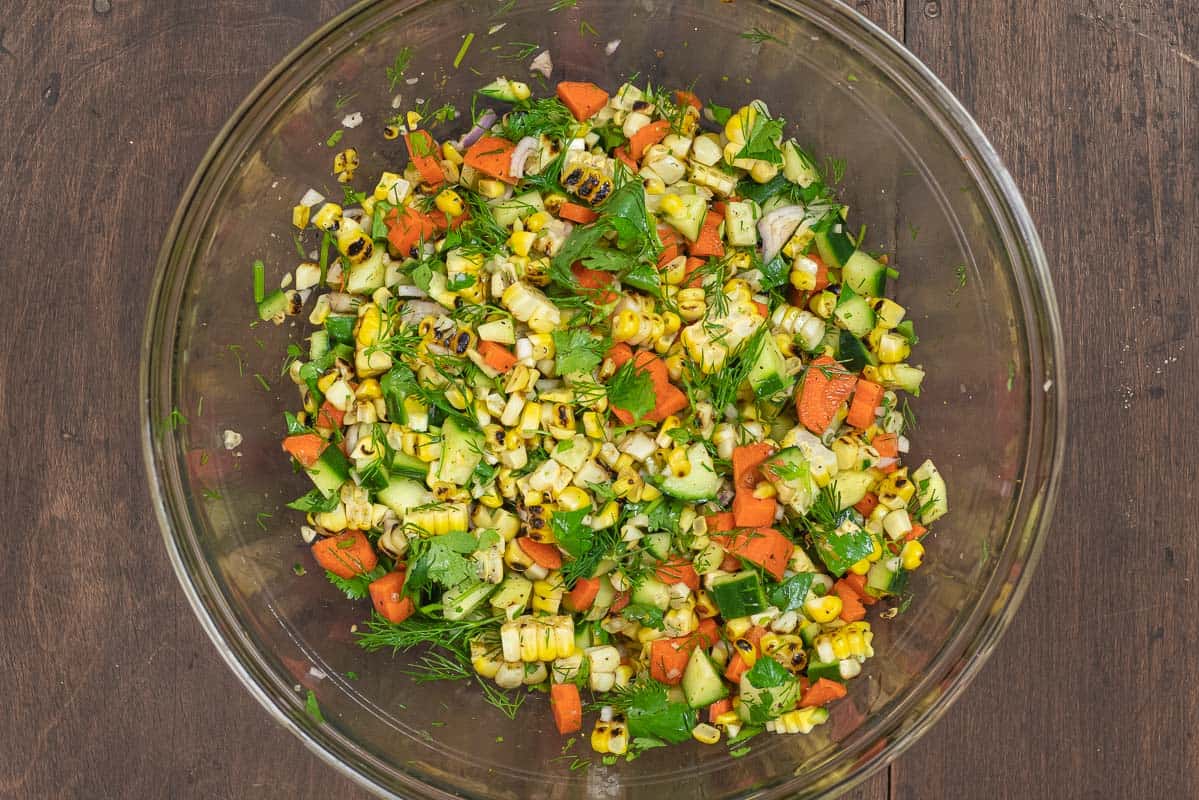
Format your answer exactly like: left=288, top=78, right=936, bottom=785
left=141, top=0, right=1065, bottom=797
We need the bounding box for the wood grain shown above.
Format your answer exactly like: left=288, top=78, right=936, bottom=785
left=0, top=0, right=1193, bottom=798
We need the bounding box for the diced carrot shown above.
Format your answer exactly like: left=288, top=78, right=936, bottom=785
left=800, top=677, right=848, bottom=708
left=657, top=243, right=682, bottom=269
left=724, top=653, right=750, bottom=683
left=693, top=617, right=720, bottom=648
left=628, top=119, right=670, bottom=161
left=720, top=552, right=743, bottom=572
left=655, top=557, right=700, bottom=592
left=682, top=256, right=705, bottom=288
left=282, top=433, right=326, bottom=468
left=798, top=676, right=811, bottom=695
left=688, top=207, right=725, bottom=255
left=571, top=263, right=618, bottom=304
left=477, top=340, right=518, bottom=373
left=464, top=135, right=518, bottom=184
left=657, top=224, right=685, bottom=249
left=711, top=201, right=728, bottom=216
left=556, top=81, right=610, bottom=121
left=733, top=493, right=777, bottom=528
left=613, top=146, right=637, bottom=171
left=872, top=432, right=899, bottom=473
left=847, top=380, right=885, bottom=429
left=810, top=253, right=830, bottom=291
left=516, top=537, right=563, bottom=570
left=674, top=89, right=702, bottom=110
left=708, top=697, right=733, bottom=724
left=610, top=590, right=631, bottom=614
left=609, top=350, right=690, bottom=425
left=744, top=625, right=767, bottom=648
left=650, top=637, right=693, bottom=685
left=733, top=444, right=774, bottom=492
left=841, top=571, right=877, bottom=605
left=905, top=523, right=928, bottom=542
left=712, top=528, right=794, bottom=581
left=311, top=530, right=378, bottom=579
left=754, top=301, right=770, bottom=318
left=404, top=131, right=445, bottom=187
left=853, top=492, right=879, bottom=518
left=833, top=580, right=867, bottom=622
left=315, top=401, right=344, bottom=431
left=606, top=342, right=634, bottom=369
left=797, top=355, right=858, bottom=434
left=705, top=511, right=736, bottom=533
left=564, top=577, right=601, bottom=612
left=385, top=204, right=441, bottom=256
left=368, top=570, right=416, bottom=624
left=550, top=683, right=583, bottom=734
left=559, top=202, right=599, bottom=224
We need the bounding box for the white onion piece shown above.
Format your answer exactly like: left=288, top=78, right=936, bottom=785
left=455, top=109, right=497, bottom=150
left=529, top=50, right=553, bottom=79
left=399, top=299, right=446, bottom=326
left=392, top=284, right=429, bottom=299
left=509, top=136, right=539, bottom=180
left=758, top=205, right=808, bottom=263
left=875, top=456, right=899, bottom=469
left=328, top=292, right=356, bottom=313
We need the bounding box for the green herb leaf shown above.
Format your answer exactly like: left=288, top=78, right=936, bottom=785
left=811, top=518, right=874, bottom=577
left=621, top=603, right=665, bottom=629
left=706, top=101, right=732, bottom=126
left=604, top=681, right=697, bottom=743
left=325, top=565, right=387, bottom=600
left=768, top=572, right=814, bottom=614
left=737, top=113, right=785, bottom=165
left=287, top=489, right=341, bottom=513
left=305, top=689, right=325, bottom=724
left=552, top=330, right=608, bottom=375
left=745, top=655, right=791, bottom=689
left=759, top=253, right=790, bottom=291
left=551, top=506, right=594, bottom=559
left=607, top=360, right=655, bottom=420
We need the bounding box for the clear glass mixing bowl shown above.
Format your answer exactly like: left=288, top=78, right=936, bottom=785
left=141, top=1, right=1065, bottom=797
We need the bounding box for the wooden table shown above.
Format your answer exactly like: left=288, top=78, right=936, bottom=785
left=1, top=0, right=1194, bottom=797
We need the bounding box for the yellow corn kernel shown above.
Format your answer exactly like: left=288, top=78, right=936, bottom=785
left=292, top=204, right=311, bottom=229
left=694, top=590, right=718, bottom=619
left=639, top=484, right=661, bottom=501
left=804, top=594, right=843, bottom=624
left=659, top=193, right=685, bottom=217
left=532, top=577, right=565, bottom=614
left=901, top=539, right=925, bottom=571
left=644, top=176, right=666, bottom=195
left=383, top=124, right=401, bottom=140
left=591, top=720, right=611, bottom=754
left=434, top=188, right=465, bottom=217
left=667, top=446, right=691, bottom=479
left=676, top=287, right=706, bottom=322
left=582, top=411, right=606, bottom=440
left=808, top=290, right=837, bottom=319
left=692, top=723, right=721, bottom=745
left=611, top=309, right=641, bottom=343
left=714, top=710, right=741, bottom=727
left=478, top=178, right=507, bottom=199
left=849, top=558, right=872, bottom=576
left=355, top=378, right=382, bottom=401
left=311, top=202, right=343, bottom=231
left=732, top=638, right=758, bottom=668
left=590, top=500, right=619, bottom=529
left=725, top=617, right=752, bottom=640
left=519, top=401, right=542, bottom=434
left=355, top=304, right=381, bottom=347
left=752, top=482, right=777, bottom=500
left=558, top=486, right=591, bottom=512
left=441, top=141, right=464, bottom=164
left=509, top=230, right=536, bottom=257
left=724, top=104, right=757, bottom=146
left=525, top=210, right=551, bottom=232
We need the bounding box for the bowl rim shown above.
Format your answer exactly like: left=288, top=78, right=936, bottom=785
left=141, top=0, right=1066, bottom=797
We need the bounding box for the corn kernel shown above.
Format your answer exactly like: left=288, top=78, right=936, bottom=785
left=692, top=723, right=721, bottom=745
left=849, top=558, right=872, bottom=576
left=292, top=204, right=311, bottom=229
left=478, top=178, right=507, bottom=199
left=509, top=230, right=536, bottom=257
left=901, top=539, right=925, bottom=570
left=525, top=211, right=551, bottom=232
left=435, top=188, right=465, bottom=217
left=441, top=141, right=464, bottom=164
left=659, top=193, right=685, bottom=217
left=804, top=594, right=843, bottom=624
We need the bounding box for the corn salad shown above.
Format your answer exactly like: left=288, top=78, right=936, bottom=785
left=264, top=74, right=948, bottom=756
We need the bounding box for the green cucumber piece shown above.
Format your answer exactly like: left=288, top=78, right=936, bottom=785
left=747, top=331, right=793, bottom=399
left=490, top=574, right=533, bottom=620
left=709, top=570, right=769, bottom=618
left=912, top=459, right=948, bottom=523
left=806, top=659, right=843, bottom=682
left=376, top=476, right=433, bottom=514
left=842, top=250, right=887, bottom=297
left=643, top=532, right=671, bottom=560
left=631, top=576, right=671, bottom=610
left=256, top=289, right=288, bottom=321
left=660, top=443, right=720, bottom=501
left=865, top=556, right=902, bottom=598
left=437, top=416, right=484, bottom=486
left=309, top=329, right=330, bottom=361
left=724, top=200, right=760, bottom=247
left=325, top=315, right=356, bottom=346
left=490, top=191, right=545, bottom=229
left=682, top=648, right=728, bottom=709
left=442, top=581, right=497, bottom=621
left=814, top=226, right=855, bottom=268
left=834, top=286, right=876, bottom=338
left=305, top=443, right=350, bottom=497
left=664, top=193, right=709, bottom=242
left=389, top=451, right=429, bottom=480
left=345, top=249, right=386, bottom=295
left=836, top=329, right=877, bottom=373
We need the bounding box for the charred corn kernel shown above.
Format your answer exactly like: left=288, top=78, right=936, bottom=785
left=590, top=500, right=619, bottom=530
left=771, top=707, right=829, bottom=735
left=644, top=175, right=666, bottom=195
left=694, top=590, right=718, bottom=619
left=292, top=204, right=311, bottom=229
left=733, top=638, right=758, bottom=668
left=660, top=193, right=685, bottom=217
left=872, top=297, right=906, bottom=329
left=508, top=230, right=536, bottom=257
left=877, top=467, right=916, bottom=509
left=561, top=165, right=614, bottom=204
left=612, top=309, right=640, bottom=343
left=582, top=411, right=605, bottom=440
left=591, top=720, right=612, bottom=753
left=613, top=466, right=642, bottom=499
left=809, top=290, right=837, bottom=319
left=901, top=539, right=925, bottom=571
left=661, top=311, right=682, bottom=336
left=312, top=202, right=343, bottom=231
left=434, top=188, right=465, bottom=217
left=676, top=287, right=707, bottom=322
left=667, top=446, right=691, bottom=478
left=471, top=642, right=504, bottom=679
left=518, top=401, right=542, bottom=434
left=877, top=331, right=911, bottom=363
left=692, top=723, right=721, bottom=745
left=524, top=210, right=551, bottom=232
left=532, top=575, right=565, bottom=614
left=333, top=147, right=359, bottom=178
left=725, top=617, right=752, bottom=640
left=849, top=558, right=872, bottom=576
left=714, top=710, right=741, bottom=727
left=610, top=663, right=634, bottom=689
left=526, top=333, right=555, bottom=361
left=477, top=178, right=507, bottom=199
left=383, top=124, right=401, bottom=140
left=804, top=594, right=843, bottom=624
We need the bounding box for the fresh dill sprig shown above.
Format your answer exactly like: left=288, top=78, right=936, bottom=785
left=387, top=46, right=414, bottom=92
left=356, top=612, right=501, bottom=654
left=496, top=41, right=540, bottom=61
left=548, top=0, right=578, bottom=11
left=740, top=27, right=783, bottom=45
left=403, top=649, right=473, bottom=682
left=479, top=679, right=526, bottom=719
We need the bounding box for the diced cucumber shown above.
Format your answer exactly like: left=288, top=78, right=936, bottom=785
left=693, top=542, right=725, bottom=575
left=585, top=575, right=617, bottom=621
left=631, top=576, right=671, bottom=610
left=724, top=200, right=760, bottom=247
left=478, top=77, right=527, bottom=103
left=814, top=226, right=855, bottom=268
left=256, top=289, right=288, bottom=321
left=376, top=476, right=433, bottom=515
left=709, top=570, right=769, bottom=618
left=842, top=250, right=886, bottom=297
left=325, top=315, right=356, bottom=346
left=738, top=669, right=800, bottom=723
left=309, top=329, right=330, bottom=361
left=490, top=191, right=545, bottom=229
left=389, top=451, right=429, bottom=480
left=660, top=442, right=720, bottom=501
left=643, top=532, right=671, bottom=560
left=682, top=647, right=728, bottom=709
left=762, top=446, right=817, bottom=515
left=490, top=574, right=533, bottom=620
left=442, top=581, right=497, bottom=621
left=834, top=286, right=876, bottom=338
left=664, top=193, right=709, bottom=242
left=747, top=331, right=794, bottom=399
left=806, top=659, right=843, bottom=682
left=437, top=416, right=483, bottom=486
left=836, top=329, right=877, bottom=373
left=782, top=140, right=820, bottom=188
left=476, top=317, right=516, bottom=345
left=889, top=363, right=926, bottom=396
left=799, top=621, right=821, bottom=646
left=346, top=249, right=386, bottom=295
left=866, top=556, right=902, bottom=598
left=912, top=459, right=948, bottom=523
left=832, top=471, right=874, bottom=510
left=551, top=436, right=591, bottom=472
left=305, top=444, right=350, bottom=497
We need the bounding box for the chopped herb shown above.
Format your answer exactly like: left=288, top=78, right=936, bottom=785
left=579, top=19, right=598, bottom=37
left=953, top=264, right=968, bottom=292
left=823, top=155, right=847, bottom=184
left=847, top=72, right=859, bottom=82
left=334, top=92, right=357, bottom=109
left=606, top=360, right=656, bottom=421
left=621, top=603, right=665, bottom=629
left=252, top=259, right=265, bottom=304
left=453, top=33, right=476, bottom=69
left=729, top=746, right=751, bottom=758
left=157, top=407, right=188, bottom=438
left=908, top=222, right=920, bottom=241
left=706, top=101, right=732, bottom=125
left=387, top=46, right=414, bottom=91
left=552, top=329, right=608, bottom=375
left=326, top=130, right=344, bottom=147
left=255, top=511, right=273, bottom=530
left=201, top=489, right=222, bottom=500
left=548, top=0, right=578, bottom=10
left=287, top=489, right=340, bottom=513
left=292, top=563, right=307, bottom=576
left=253, top=373, right=271, bottom=391
left=305, top=690, right=324, bottom=724
left=497, top=41, right=540, bottom=61
left=740, top=27, right=783, bottom=45
left=1007, top=360, right=1016, bottom=391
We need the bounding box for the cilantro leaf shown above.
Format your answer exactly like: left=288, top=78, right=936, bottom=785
left=405, top=532, right=480, bottom=594
left=551, top=506, right=594, bottom=559
left=759, top=253, right=790, bottom=291
left=706, top=101, right=732, bottom=126
left=745, top=656, right=791, bottom=689
left=812, top=519, right=874, bottom=577
left=607, top=360, right=655, bottom=420
left=325, top=565, right=387, bottom=600
left=769, top=572, right=814, bottom=614
left=621, top=603, right=665, bottom=629
left=737, top=113, right=785, bottom=165
left=287, top=489, right=341, bottom=513
left=553, top=330, right=608, bottom=376
left=608, top=682, right=697, bottom=743
left=305, top=689, right=325, bottom=724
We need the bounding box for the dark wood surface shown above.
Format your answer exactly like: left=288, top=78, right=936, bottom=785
left=0, top=0, right=1194, bottom=797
